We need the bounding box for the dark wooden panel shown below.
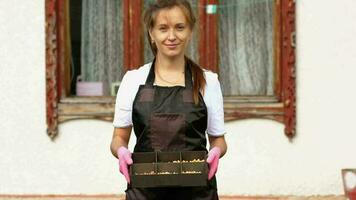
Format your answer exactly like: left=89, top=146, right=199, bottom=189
left=199, top=0, right=218, bottom=72
left=124, top=0, right=143, bottom=71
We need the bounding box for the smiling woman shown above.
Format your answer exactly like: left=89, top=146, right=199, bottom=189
left=144, top=0, right=199, bottom=63
left=145, top=3, right=195, bottom=87
left=111, top=1, right=227, bottom=198
left=147, top=6, right=192, bottom=58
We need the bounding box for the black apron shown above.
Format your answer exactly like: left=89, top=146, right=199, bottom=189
left=126, top=58, right=218, bottom=200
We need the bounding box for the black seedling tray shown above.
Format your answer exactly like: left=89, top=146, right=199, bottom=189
left=130, top=151, right=208, bottom=188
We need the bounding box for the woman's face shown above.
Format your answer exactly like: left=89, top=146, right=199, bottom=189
left=149, top=6, right=192, bottom=58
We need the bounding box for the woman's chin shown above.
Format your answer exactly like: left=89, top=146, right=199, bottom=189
left=162, top=50, right=184, bottom=58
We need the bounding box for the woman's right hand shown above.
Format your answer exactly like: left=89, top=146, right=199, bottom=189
left=117, top=146, right=133, bottom=183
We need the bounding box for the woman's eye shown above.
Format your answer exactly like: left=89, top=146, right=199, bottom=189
left=177, top=26, right=185, bottom=30
left=159, top=27, right=167, bottom=31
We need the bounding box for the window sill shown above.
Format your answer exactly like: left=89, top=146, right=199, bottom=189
left=58, top=96, right=116, bottom=123
left=224, top=96, right=284, bottom=123
left=57, top=96, right=284, bottom=124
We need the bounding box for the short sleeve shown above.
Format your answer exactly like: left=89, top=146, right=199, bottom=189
left=205, top=73, right=226, bottom=137
left=113, top=71, right=134, bottom=128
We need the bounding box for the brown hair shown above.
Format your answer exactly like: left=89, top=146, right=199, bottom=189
left=143, top=0, right=206, bottom=106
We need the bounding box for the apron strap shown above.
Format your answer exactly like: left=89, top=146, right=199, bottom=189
left=145, top=57, right=193, bottom=89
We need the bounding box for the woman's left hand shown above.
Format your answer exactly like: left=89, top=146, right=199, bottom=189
left=206, top=146, right=221, bottom=180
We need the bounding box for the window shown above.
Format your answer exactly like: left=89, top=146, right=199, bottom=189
left=46, top=0, right=296, bottom=139
left=219, top=0, right=275, bottom=96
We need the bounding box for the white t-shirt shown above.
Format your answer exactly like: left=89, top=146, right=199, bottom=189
left=113, top=62, right=226, bottom=137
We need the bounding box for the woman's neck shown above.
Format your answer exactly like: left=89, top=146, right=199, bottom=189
left=155, top=53, right=185, bottom=73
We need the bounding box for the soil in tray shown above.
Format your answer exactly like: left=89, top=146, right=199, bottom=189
left=130, top=151, right=208, bottom=187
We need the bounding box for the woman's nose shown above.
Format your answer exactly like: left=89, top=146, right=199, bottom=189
left=168, top=30, right=176, bottom=41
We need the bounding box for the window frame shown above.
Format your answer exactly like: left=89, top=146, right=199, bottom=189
left=45, top=0, right=296, bottom=139
left=199, top=0, right=296, bottom=137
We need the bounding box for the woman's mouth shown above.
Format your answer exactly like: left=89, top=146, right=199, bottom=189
left=165, top=44, right=179, bottom=49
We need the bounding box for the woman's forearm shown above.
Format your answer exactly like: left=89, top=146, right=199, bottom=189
left=110, top=126, right=132, bottom=158
left=208, top=135, right=227, bottom=158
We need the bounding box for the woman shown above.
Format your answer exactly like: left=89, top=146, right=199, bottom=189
left=110, top=0, right=227, bottom=199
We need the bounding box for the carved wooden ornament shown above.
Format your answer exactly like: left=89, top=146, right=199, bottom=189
left=45, top=0, right=59, bottom=139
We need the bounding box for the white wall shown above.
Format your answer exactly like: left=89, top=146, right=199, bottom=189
left=1, top=0, right=356, bottom=196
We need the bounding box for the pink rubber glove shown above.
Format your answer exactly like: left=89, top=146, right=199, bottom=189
left=206, top=147, right=221, bottom=180
left=117, top=146, right=133, bottom=183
